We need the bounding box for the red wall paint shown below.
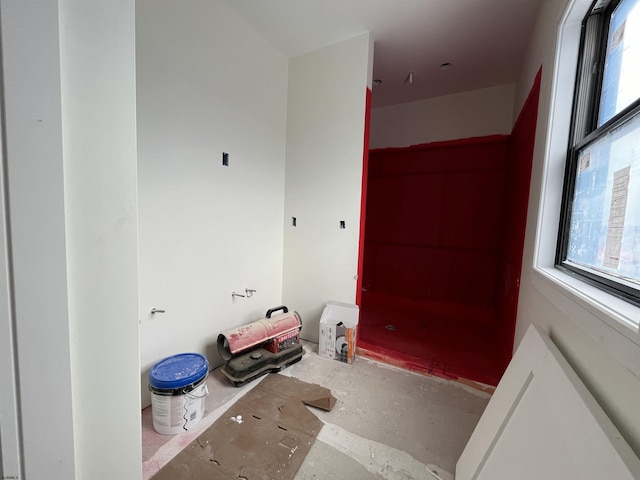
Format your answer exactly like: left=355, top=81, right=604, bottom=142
left=355, top=87, right=372, bottom=307
left=363, top=136, right=510, bottom=309
left=496, top=68, right=542, bottom=368
left=358, top=70, right=542, bottom=385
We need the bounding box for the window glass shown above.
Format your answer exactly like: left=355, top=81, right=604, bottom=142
left=598, top=0, right=640, bottom=126
left=568, top=112, right=640, bottom=285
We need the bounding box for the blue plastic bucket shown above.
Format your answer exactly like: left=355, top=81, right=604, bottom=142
left=149, top=353, right=209, bottom=435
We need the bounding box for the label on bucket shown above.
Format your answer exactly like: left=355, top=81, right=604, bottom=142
left=151, top=382, right=208, bottom=435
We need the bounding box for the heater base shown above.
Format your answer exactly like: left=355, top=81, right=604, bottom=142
left=220, top=343, right=305, bottom=387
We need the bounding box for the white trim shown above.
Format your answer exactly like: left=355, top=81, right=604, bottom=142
left=0, top=76, right=23, bottom=480
left=531, top=267, right=640, bottom=379
left=532, top=267, right=639, bottom=338
left=457, top=325, right=640, bottom=479
left=0, top=2, right=76, bottom=477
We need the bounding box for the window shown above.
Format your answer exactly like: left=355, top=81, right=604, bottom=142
left=557, top=0, right=640, bottom=306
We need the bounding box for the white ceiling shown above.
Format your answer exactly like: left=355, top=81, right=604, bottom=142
left=224, top=0, right=544, bottom=108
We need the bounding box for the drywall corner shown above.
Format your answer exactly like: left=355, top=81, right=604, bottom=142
left=283, top=33, right=372, bottom=342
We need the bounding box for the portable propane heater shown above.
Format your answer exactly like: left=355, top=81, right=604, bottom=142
left=217, top=305, right=304, bottom=386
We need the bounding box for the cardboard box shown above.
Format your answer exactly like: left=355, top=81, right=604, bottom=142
left=319, top=301, right=359, bottom=364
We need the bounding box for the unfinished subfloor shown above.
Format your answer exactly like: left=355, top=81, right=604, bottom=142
left=142, top=342, right=491, bottom=480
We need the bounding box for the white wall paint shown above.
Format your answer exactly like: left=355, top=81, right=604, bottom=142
left=514, top=0, right=640, bottom=455
left=0, top=3, right=75, bottom=478
left=136, top=1, right=289, bottom=407
left=283, top=34, right=372, bottom=342
left=59, top=2, right=142, bottom=479
left=369, top=84, right=515, bottom=149
left=0, top=124, right=21, bottom=476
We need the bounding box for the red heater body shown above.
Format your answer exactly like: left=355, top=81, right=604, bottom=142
left=217, top=306, right=304, bottom=386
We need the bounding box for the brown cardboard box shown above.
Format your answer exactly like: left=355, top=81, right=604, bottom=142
left=319, top=301, right=359, bottom=364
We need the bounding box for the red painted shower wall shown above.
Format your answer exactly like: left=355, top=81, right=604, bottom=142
left=360, top=69, right=541, bottom=383
left=356, top=87, right=372, bottom=307
left=496, top=68, right=542, bottom=367
left=363, top=136, right=510, bottom=312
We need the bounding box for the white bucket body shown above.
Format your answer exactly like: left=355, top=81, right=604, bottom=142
left=151, top=381, right=208, bottom=435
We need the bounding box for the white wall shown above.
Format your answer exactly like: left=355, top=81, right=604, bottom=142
left=0, top=3, right=75, bottom=478
left=369, top=84, right=515, bottom=149
left=136, top=1, right=289, bottom=406
left=0, top=2, right=141, bottom=479
left=514, top=0, right=640, bottom=455
left=59, top=2, right=142, bottom=479
left=0, top=1, right=372, bottom=476
left=283, top=34, right=373, bottom=342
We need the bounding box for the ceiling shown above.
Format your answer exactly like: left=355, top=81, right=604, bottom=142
left=224, top=0, right=544, bottom=108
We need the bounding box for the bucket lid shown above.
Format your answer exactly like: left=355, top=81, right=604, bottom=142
left=149, top=353, right=209, bottom=390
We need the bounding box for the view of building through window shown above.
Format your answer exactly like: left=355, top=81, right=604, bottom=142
left=565, top=0, right=640, bottom=292
left=599, top=0, right=640, bottom=125
left=568, top=115, right=640, bottom=285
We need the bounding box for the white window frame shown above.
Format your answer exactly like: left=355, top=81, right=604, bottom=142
left=533, top=0, right=640, bottom=377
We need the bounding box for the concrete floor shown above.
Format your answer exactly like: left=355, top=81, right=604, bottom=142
left=142, top=342, right=491, bottom=480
